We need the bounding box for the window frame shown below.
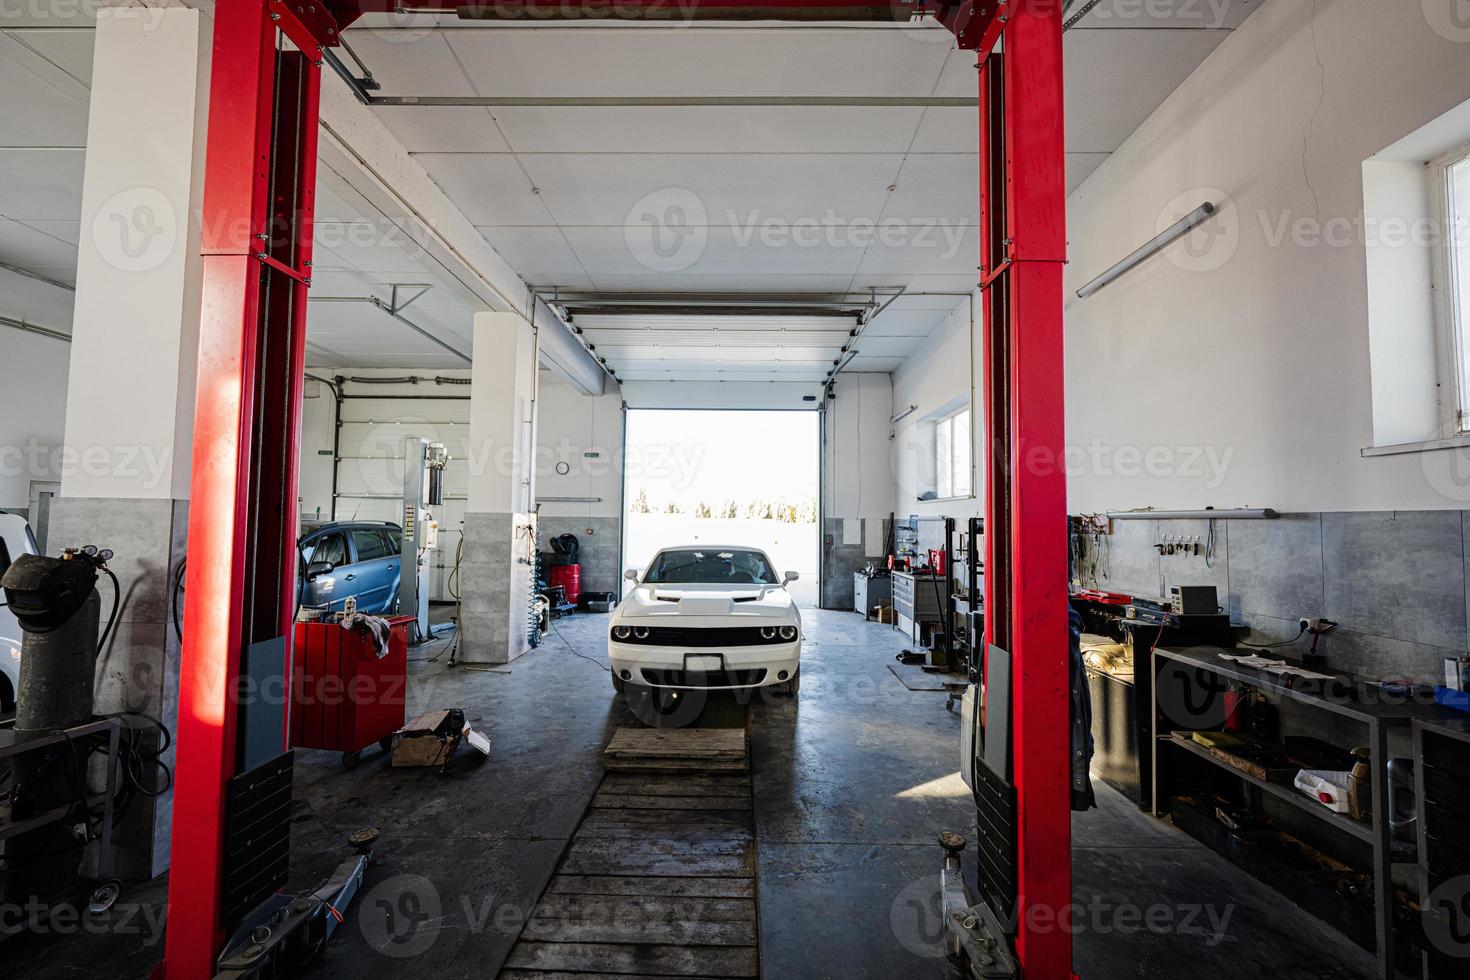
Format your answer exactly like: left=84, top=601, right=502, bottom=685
left=930, top=406, right=974, bottom=502
left=1431, top=140, right=1470, bottom=433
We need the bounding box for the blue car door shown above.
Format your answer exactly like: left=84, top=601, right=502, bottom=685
left=348, top=528, right=399, bottom=614
left=302, top=531, right=349, bottom=612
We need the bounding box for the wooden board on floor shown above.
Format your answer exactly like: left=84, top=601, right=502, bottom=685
left=547, top=874, right=755, bottom=900
left=604, top=756, right=749, bottom=773
left=594, top=792, right=753, bottom=811
left=600, top=773, right=752, bottom=795
left=560, top=838, right=754, bottom=878
left=604, top=727, right=748, bottom=762
left=498, top=724, right=758, bottom=980
left=504, top=941, right=759, bottom=978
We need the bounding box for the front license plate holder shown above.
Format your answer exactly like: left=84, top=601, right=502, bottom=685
left=685, top=654, right=724, bottom=673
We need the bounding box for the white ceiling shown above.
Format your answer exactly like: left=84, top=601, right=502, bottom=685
left=0, top=1, right=1261, bottom=379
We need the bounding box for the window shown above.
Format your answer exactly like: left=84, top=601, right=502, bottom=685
left=351, top=528, right=393, bottom=562
left=643, top=549, right=779, bottom=585
left=934, top=408, right=972, bottom=499
left=305, top=532, right=346, bottom=567
left=1442, top=146, right=1470, bottom=429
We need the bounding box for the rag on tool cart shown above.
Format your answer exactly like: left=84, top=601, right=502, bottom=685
left=340, top=611, right=392, bottom=658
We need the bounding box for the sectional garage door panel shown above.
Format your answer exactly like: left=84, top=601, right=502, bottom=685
left=333, top=394, right=471, bottom=602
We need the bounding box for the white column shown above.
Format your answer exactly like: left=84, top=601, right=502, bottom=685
left=459, top=312, right=540, bottom=663
left=62, top=5, right=210, bottom=501
left=47, top=6, right=211, bottom=881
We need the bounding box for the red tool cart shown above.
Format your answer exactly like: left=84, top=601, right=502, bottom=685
left=291, top=615, right=413, bottom=768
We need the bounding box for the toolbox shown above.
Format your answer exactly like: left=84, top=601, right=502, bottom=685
left=291, top=614, right=413, bottom=768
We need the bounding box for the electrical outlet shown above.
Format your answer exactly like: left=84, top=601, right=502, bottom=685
left=1299, top=618, right=1311, bottom=634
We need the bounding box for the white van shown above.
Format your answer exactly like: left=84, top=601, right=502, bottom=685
left=0, top=513, right=39, bottom=714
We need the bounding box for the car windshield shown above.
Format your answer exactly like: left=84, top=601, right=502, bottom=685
left=642, top=549, right=778, bottom=585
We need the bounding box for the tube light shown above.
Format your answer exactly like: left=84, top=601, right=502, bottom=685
left=1075, top=202, right=1218, bottom=299
left=891, top=404, right=919, bottom=425
left=1106, top=508, right=1278, bottom=521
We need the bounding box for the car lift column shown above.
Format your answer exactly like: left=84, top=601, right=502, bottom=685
left=985, top=5, right=1072, bottom=977
left=163, top=0, right=326, bottom=974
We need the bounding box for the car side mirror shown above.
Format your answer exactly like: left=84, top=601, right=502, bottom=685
left=306, top=561, right=334, bottom=580
left=783, top=570, right=799, bottom=584
left=624, top=568, right=640, bottom=582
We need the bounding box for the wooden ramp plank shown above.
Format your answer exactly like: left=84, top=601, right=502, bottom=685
left=600, top=774, right=752, bottom=796
left=520, top=914, right=756, bottom=947
left=547, top=875, right=755, bottom=900
left=594, top=792, right=752, bottom=812
left=604, top=728, right=747, bottom=761
left=505, top=942, right=759, bottom=978
left=579, top=809, right=752, bottom=832
left=533, top=894, right=755, bottom=923
left=560, top=839, right=754, bottom=878
left=604, top=757, right=748, bottom=773
left=500, top=973, right=724, bottom=980
left=575, top=823, right=755, bottom=846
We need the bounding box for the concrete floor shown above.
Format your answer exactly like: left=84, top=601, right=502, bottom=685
left=8, top=605, right=1379, bottom=978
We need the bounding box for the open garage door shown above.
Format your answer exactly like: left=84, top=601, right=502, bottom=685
left=622, top=409, right=820, bottom=607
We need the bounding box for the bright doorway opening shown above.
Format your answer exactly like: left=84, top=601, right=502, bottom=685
left=622, top=410, right=820, bottom=607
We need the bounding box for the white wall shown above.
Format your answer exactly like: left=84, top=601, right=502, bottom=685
left=890, top=299, right=980, bottom=523
left=821, top=372, right=894, bottom=522
left=0, top=328, right=70, bottom=511
left=534, top=371, right=624, bottom=521
left=1063, top=0, right=1470, bottom=513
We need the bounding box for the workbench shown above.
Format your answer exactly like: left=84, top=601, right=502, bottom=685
left=1149, top=645, right=1457, bottom=979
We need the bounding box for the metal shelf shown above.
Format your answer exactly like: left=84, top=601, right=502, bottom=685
left=1160, top=731, right=1373, bottom=843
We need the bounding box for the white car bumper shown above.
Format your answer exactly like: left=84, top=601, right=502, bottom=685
left=608, top=640, right=799, bottom=690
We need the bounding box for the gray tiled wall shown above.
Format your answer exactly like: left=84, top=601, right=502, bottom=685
left=46, top=496, right=188, bottom=881
left=537, top=515, right=620, bottom=597
left=820, top=517, right=891, bottom=610
left=1074, top=510, right=1470, bottom=685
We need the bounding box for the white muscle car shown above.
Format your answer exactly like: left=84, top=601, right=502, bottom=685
left=609, top=546, right=801, bottom=697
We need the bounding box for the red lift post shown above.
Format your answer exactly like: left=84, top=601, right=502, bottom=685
left=163, top=1, right=1068, bottom=975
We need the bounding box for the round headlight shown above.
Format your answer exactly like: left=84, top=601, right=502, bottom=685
left=760, top=626, right=778, bottom=640
left=778, top=625, right=798, bottom=641
left=611, top=625, right=631, bottom=640
left=633, top=626, right=650, bottom=640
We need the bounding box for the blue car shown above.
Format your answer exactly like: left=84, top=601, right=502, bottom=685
left=299, top=521, right=403, bottom=615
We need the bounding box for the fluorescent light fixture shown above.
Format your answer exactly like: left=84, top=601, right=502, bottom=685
left=1076, top=202, right=1218, bottom=299
left=1106, top=508, right=1278, bottom=520
left=891, top=404, right=919, bottom=424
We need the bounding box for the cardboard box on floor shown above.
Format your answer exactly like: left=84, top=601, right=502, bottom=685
left=392, top=709, right=467, bottom=767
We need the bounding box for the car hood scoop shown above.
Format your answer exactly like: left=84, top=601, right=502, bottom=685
left=632, top=586, right=791, bottom=617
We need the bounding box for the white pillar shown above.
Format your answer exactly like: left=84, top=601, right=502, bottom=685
left=47, top=6, right=211, bottom=880
left=459, top=312, right=540, bottom=663
left=62, top=5, right=209, bottom=501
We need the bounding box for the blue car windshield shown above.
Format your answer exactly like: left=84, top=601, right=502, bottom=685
left=643, top=549, right=778, bottom=585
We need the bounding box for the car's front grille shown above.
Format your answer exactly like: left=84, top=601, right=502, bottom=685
left=615, top=626, right=792, bottom=647
left=640, top=668, right=769, bottom=688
